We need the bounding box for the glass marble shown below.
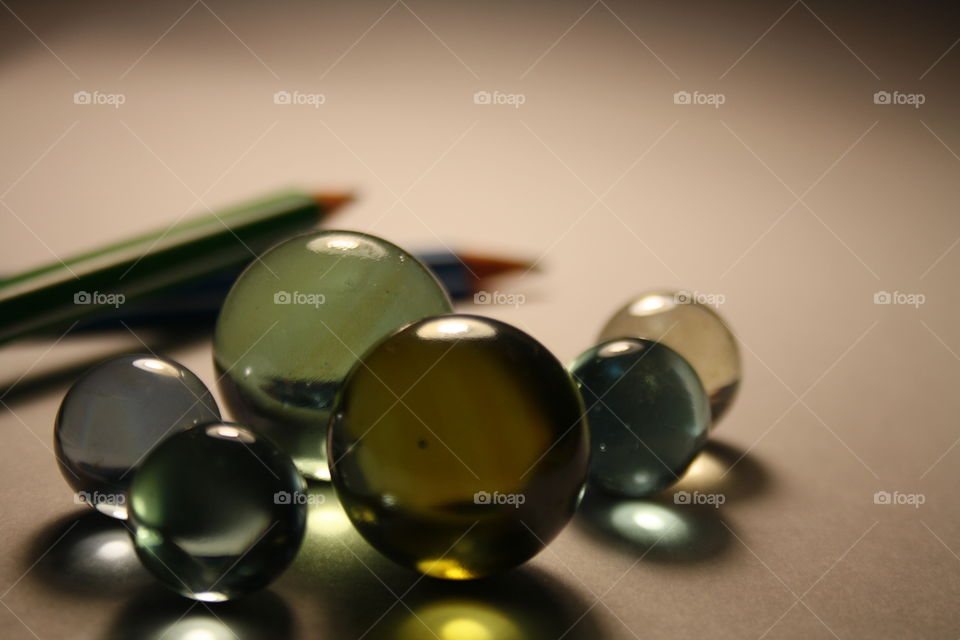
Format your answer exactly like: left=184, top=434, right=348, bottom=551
left=214, top=230, right=452, bottom=481
left=598, top=290, right=741, bottom=424
left=328, top=314, right=589, bottom=580
left=570, top=338, right=710, bottom=497
left=55, top=354, right=220, bottom=519
left=128, top=422, right=307, bottom=601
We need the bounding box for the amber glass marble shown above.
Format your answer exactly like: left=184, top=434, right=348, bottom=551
left=328, top=315, right=589, bottom=579
left=214, top=231, right=452, bottom=480
left=598, top=290, right=741, bottom=423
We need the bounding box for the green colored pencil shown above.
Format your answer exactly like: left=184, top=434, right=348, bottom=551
left=0, top=190, right=352, bottom=344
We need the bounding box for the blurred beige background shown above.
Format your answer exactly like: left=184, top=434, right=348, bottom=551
left=2, top=1, right=959, bottom=638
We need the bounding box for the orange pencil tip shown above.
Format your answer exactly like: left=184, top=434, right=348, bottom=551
left=460, top=253, right=540, bottom=280
left=312, top=191, right=356, bottom=212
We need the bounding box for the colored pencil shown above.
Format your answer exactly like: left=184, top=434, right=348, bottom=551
left=0, top=190, right=352, bottom=344
left=69, top=251, right=534, bottom=330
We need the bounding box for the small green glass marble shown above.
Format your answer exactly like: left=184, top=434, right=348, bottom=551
left=328, top=314, right=589, bottom=579
left=213, top=230, right=452, bottom=480
left=128, top=422, right=306, bottom=601
left=598, top=290, right=741, bottom=424
left=570, top=338, right=710, bottom=497
left=55, top=354, right=220, bottom=519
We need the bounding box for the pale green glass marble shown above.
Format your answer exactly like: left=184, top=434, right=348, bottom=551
left=214, top=231, right=452, bottom=480
left=598, top=291, right=741, bottom=424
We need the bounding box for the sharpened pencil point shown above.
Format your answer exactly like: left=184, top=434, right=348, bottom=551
left=311, top=192, right=355, bottom=212
left=459, top=253, right=539, bottom=279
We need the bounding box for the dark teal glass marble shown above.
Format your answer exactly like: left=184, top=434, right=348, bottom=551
left=55, top=354, right=220, bottom=519
left=128, top=422, right=307, bottom=601
left=570, top=338, right=710, bottom=497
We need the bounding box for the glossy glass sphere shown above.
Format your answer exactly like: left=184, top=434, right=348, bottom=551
left=128, top=422, right=307, bottom=601
left=328, top=314, right=589, bottom=579
left=570, top=338, right=710, bottom=497
left=213, top=231, right=452, bottom=480
left=55, top=354, right=220, bottom=519
left=598, top=291, right=741, bottom=424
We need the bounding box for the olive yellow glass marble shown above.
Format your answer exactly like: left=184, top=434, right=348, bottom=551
left=328, top=315, right=589, bottom=579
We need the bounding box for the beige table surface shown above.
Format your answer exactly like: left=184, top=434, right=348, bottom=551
left=2, top=1, right=959, bottom=638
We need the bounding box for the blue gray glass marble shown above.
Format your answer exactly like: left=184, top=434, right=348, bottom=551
left=55, top=354, right=220, bottom=518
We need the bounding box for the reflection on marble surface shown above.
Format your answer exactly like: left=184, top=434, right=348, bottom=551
left=366, top=571, right=607, bottom=640
left=26, top=510, right=152, bottom=597
left=576, top=489, right=732, bottom=562
left=669, top=439, right=771, bottom=501
left=576, top=441, right=769, bottom=563
left=287, top=485, right=607, bottom=639
left=105, top=587, right=293, bottom=640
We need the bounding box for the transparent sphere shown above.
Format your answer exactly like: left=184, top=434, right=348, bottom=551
left=55, top=354, right=220, bottom=519
left=570, top=338, right=710, bottom=497
left=328, top=315, right=589, bottom=579
left=128, top=422, right=307, bottom=601
left=598, top=291, right=741, bottom=424
left=213, top=231, right=452, bottom=481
